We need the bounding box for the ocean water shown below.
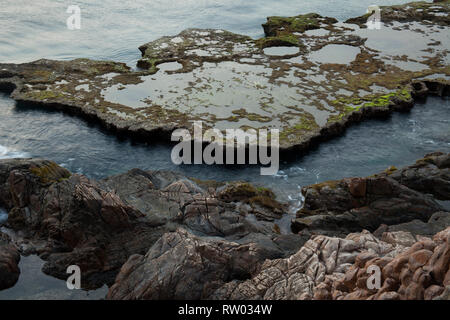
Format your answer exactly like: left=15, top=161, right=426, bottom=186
left=0, top=0, right=448, bottom=299
left=1, top=91, right=449, bottom=203
left=0, top=0, right=423, bottom=65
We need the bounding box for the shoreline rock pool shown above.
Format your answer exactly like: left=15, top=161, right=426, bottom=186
left=0, top=1, right=448, bottom=154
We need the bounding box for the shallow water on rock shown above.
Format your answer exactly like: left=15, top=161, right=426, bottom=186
left=385, top=60, right=429, bottom=72
left=308, top=44, right=361, bottom=65
left=353, top=21, right=449, bottom=66
left=102, top=61, right=332, bottom=129
left=304, top=29, right=330, bottom=37
left=263, top=46, right=300, bottom=56
left=157, top=61, right=184, bottom=72
left=0, top=255, right=108, bottom=300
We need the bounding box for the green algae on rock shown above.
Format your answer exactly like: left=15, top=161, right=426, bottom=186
left=0, top=1, right=449, bottom=154
left=262, top=13, right=338, bottom=37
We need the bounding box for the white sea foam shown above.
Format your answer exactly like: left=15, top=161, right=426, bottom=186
left=0, top=145, right=28, bottom=159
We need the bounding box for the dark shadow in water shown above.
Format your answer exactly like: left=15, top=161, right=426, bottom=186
left=0, top=254, right=108, bottom=300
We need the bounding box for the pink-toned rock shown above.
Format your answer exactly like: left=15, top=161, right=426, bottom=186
left=409, top=249, right=433, bottom=271
left=382, top=231, right=416, bottom=247
left=347, top=178, right=367, bottom=198
left=0, top=232, right=20, bottom=290
left=424, top=285, right=444, bottom=300
left=315, top=227, right=450, bottom=300
left=378, top=291, right=401, bottom=300
left=405, top=282, right=424, bottom=300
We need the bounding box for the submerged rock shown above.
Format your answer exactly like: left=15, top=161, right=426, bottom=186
left=0, top=1, right=448, bottom=153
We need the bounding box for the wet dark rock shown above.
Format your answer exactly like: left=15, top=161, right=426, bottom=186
left=107, top=228, right=280, bottom=300
left=0, top=158, right=288, bottom=289
left=374, top=211, right=450, bottom=238
left=0, top=232, right=20, bottom=290
left=0, top=159, right=166, bottom=288
left=292, top=153, right=449, bottom=236
left=99, top=171, right=287, bottom=235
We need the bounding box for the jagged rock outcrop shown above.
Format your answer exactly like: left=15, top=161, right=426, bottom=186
left=316, top=227, right=450, bottom=300
left=0, top=159, right=167, bottom=288
left=292, top=152, right=449, bottom=236
left=209, top=229, right=404, bottom=300
left=1, top=153, right=448, bottom=297
left=387, top=152, right=450, bottom=201
left=0, top=158, right=293, bottom=289
left=107, top=228, right=281, bottom=300
left=0, top=232, right=20, bottom=290
left=99, top=169, right=287, bottom=236
left=107, top=225, right=450, bottom=300
left=374, top=211, right=450, bottom=238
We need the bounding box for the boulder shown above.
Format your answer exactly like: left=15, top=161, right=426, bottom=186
left=292, top=153, right=449, bottom=236
left=0, top=232, right=20, bottom=290
left=107, top=228, right=280, bottom=300
left=0, top=159, right=290, bottom=289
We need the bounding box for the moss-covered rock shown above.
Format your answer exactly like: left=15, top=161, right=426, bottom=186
left=0, top=2, right=448, bottom=154
left=263, top=13, right=338, bottom=36
left=29, top=161, right=71, bottom=184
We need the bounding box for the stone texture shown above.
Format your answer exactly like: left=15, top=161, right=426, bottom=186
left=0, top=158, right=294, bottom=290
left=0, top=232, right=20, bottom=290
left=109, top=227, right=448, bottom=300
left=107, top=228, right=280, bottom=300
left=292, top=153, right=449, bottom=237
left=0, top=2, right=448, bottom=152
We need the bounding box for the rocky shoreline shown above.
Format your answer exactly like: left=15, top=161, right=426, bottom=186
left=0, top=1, right=448, bottom=157
left=0, top=0, right=449, bottom=300
left=0, top=152, right=448, bottom=299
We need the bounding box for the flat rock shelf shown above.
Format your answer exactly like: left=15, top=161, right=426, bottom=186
left=0, top=1, right=448, bottom=154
